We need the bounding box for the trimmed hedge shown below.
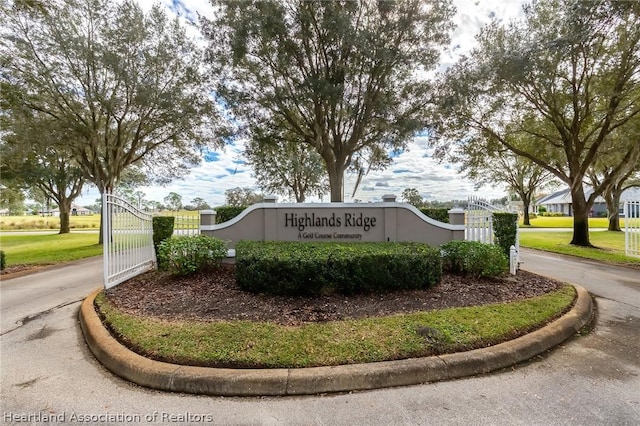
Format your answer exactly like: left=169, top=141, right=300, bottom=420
left=215, top=205, right=248, bottom=223
left=0, top=250, right=5, bottom=271
left=236, top=241, right=442, bottom=296
left=157, top=235, right=227, bottom=276
left=440, top=240, right=508, bottom=277
left=152, top=216, right=175, bottom=260
left=419, top=208, right=450, bottom=223
left=493, top=212, right=518, bottom=257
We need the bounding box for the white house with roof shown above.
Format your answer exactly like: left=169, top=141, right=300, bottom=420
left=51, top=204, right=95, bottom=217
left=535, top=187, right=640, bottom=216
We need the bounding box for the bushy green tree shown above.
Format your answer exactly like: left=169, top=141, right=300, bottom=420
left=163, top=192, right=183, bottom=212
left=432, top=0, right=640, bottom=246
left=202, top=0, right=454, bottom=201
left=0, top=112, right=84, bottom=232
left=245, top=134, right=329, bottom=202
left=224, top=187, right=263, bottom=206
left=401, top=188, right=424, bottom=207
left=1, top=0, right=226, bottom=241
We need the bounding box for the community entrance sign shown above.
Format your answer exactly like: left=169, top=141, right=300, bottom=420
left=200, top=197, right=465, bottom=248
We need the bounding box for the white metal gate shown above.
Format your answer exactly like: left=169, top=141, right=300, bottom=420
left=466, top=196, right=520, bottom=273
left=155, top=214, right=200, bottom=236
left=466, top=197, right=500, bottom=244
left=624, top=200, right=640, bottom=258
left=103, top=193, right=156, bottom=289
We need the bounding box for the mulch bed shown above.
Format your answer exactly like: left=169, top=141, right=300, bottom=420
left=105, top=264, right=566, bottom=326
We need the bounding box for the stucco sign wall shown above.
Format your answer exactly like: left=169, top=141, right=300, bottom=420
left=200, top=200, right=465, bottom=248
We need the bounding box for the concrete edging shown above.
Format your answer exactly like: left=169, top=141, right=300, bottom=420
left=79, top=284, right=593, bottom=396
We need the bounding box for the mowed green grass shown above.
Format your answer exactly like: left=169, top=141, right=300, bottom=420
left=0, top=233, right=102, bottom=265
left=1, top=210, right=200, bottom=231
left=519, top=231, right=640, bottom=265
left=96, top=285, right=576, bottom=368
left=520, top=216, right=625, bottom=228
left=0, top=214, right=101, bottom=230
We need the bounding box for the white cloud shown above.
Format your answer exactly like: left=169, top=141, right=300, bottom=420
left=76, top=0, right=524, bottom=207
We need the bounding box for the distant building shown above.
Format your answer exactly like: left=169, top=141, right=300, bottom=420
left=535, top=187, right=640, bottom=216
left=51, top=204, right=95, bottom=217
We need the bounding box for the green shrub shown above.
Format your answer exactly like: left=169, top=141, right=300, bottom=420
left=157, top=235, right=227, bottom=276
left=537, top=206, right=547, bottom=213
left=152, top=216, right=175, bottom=258
left=0, top=250, right=5, bottom=271
left=236, top=241, right=442, bottom=296
left=215, top=205, right=248, bottom=223
left=493, top=212, right=518, bottom=257
left=440, top=240, right=508, bottom=277
left=418, top=208, right=450, bottom=223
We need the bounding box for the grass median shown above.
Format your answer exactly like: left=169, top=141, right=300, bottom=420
left=95, top=285, right=576, bottom=369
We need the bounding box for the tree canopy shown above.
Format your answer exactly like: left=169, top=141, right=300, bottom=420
left=0, top=0, right=226, bottom=195
left=432, top=0, right=640, bottom=246
left=244, top=134, right=329, bottom=202
left=401, top=188, right=424, bottom=207
left=163, top=192, right=183, bottom=212
left=0, top=111, right=84, bottom=233
left=224, top=187, right=263, bottom=206
left=202, top=0, right=454, bottom=201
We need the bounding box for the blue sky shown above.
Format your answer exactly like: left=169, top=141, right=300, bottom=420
left=75, top=0, right=527, bottom=207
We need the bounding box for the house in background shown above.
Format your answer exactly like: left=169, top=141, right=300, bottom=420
left=534, top=187, right=640, bottom=217
left=51, top=204, right=95, bottom=217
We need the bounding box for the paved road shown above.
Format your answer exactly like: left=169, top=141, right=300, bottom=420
left=1, top=251, right=639, bottom=425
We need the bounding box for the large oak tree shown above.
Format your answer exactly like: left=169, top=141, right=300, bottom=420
left=202, top=0, right=454, bottom=201
left=1, top=112, right=84, bottom=233
left=432, top=0, right=640, bottom=246
left=1, top=0, right=226, bottom=240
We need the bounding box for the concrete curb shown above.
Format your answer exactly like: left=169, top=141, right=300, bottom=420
left=79, top=284, right=593, bottom=396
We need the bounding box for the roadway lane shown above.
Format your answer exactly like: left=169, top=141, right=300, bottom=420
left=1, top=251, right=639, bottom=425
left=520, top=248, right=640, bottom=304
left=0, top=257, right=103, bottom=335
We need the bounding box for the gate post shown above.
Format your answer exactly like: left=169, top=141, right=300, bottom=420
left=448, top=208, right=465, bottom=225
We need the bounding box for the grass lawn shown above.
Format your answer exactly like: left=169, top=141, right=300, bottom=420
left=520, top=216, right=625, bottom=228
left=0, top=214, right=101, bottom=231
left=519, top=231, right=640, bottom=265
left=0, top=233, right=102, bottom=265
left=0, top=210, right=200, bottom=231
left=96, top=285, right=576, bottom=368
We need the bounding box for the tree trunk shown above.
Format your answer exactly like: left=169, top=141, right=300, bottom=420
left=58, top=198, right=72, bottom=234
left=569, top=187, right=592, bottom=246
left=98, top=189, right=108, bottom=245
left=294, top=181, right=305, bottom=203
left=605, top=189, right=622, bottom=232
left=522, top=198, right=531, bottom=226
left=326, top=160, right=346, bottom=202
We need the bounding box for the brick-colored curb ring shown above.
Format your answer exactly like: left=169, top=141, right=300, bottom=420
left=79, top=285, right=593, bottom=396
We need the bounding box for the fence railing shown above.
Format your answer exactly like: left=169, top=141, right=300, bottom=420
left=465, top=197, right=504, bottom=244
left=103, top=193, right=156, bottom=289
left=153, top=213, right=200, bottom=236
left=625, top=200, right=640, bottom=258
left=466, top=196, right=520, bottom=273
